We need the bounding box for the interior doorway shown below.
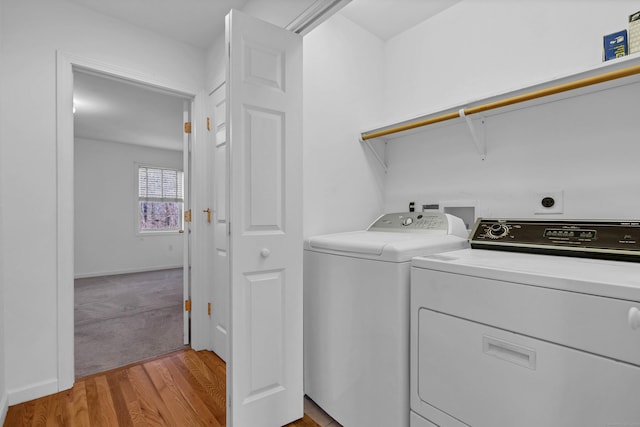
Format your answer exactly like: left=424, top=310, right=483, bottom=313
left=72, top=70, right=192, bottom=378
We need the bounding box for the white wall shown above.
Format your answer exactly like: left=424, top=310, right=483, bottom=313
left=302, top=13, right=387, bottom=236
left=0, top=0, right=204, bottom=403
left=75, top=139, right=184, bottom=277
left=385, top=82, right=640, bottom=219
left=381, top=0, right=640, bottom=221
left=206, top=36, right=226, bottom=93
left=0, top=0, right=7, bottom=420
left=382, top=0, right=639, bottom=125
left=0, top=0, right=8, bottom=421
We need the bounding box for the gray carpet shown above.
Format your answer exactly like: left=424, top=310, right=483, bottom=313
left=74, top=268, right=185, bottom=378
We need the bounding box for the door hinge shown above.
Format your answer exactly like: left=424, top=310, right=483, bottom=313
left=184, top=209, right=192, bottom=223
left=208, top=302, right=212, bottom=316
left=184, top=121, right=192, bottom=134
left=185, top=299, right=192, bottom=312
left=206, top=117, right=211, bottom=131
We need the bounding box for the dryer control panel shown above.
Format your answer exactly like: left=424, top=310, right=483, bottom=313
left=368, top=212, right=450, bottom=233
left=470, top=218, right=640, bottom=261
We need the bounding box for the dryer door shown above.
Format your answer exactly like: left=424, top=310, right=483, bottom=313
left=414, top=308, right=640, bottom=427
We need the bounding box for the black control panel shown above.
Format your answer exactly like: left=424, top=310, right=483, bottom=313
left=470, top=218, right=640, bottom=261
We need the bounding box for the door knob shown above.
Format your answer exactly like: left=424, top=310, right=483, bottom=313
left=629, top=307, right=640, bottom=330
left=203, top=208, right=211, bottom=223
left=260, top=248, right=271, bottom=258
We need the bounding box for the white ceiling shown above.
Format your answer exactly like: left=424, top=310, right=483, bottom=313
left=68, top=0, right=461, bottom=48
left=74, top=71, right=187, bottom=151
left=71, top=0, right=461, bottom=150
left=66, top=0, right=322, bottom=49
left=340, top=0, right=461, bottom=41
left=67, top=0, right=248, bottom=49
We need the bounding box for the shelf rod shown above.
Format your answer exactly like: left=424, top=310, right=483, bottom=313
left=362, top=111, right=459, bottom=141
left=361, top=63, right=640, bottom=141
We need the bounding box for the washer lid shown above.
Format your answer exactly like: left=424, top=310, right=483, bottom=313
left=306, top=231, right=468, bottom=262
left=308, top=231, right=391, bottom=255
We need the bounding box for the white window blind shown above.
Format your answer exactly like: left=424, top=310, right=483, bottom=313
left=138, top=167, right=183, bottom=202
left=138, top=166, right=184, bottom=232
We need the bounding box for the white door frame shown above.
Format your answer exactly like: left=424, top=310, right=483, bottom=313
left=55, top=51, right=203, bottom=390
left=182, top=100, right=192, bottom=346
left=207, top=83, right=229, bottom=360
left=188, top=91, right=212, bottom=350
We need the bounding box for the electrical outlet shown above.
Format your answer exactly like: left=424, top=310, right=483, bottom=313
left=534, top=190, right=564, bottom=214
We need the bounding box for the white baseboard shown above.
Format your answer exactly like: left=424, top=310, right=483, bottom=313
left=0, top=390, right=8, bottom=426
left=8, top=378, right=58, bottom=406
left=75, top=264, right=182, bottom=279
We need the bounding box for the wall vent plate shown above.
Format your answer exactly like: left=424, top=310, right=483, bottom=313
left=534, top=190, right=563, bottom=214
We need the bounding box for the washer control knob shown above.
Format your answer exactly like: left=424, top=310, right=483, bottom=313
left=629, top=307, right=640, bottom=330
left=402, top=217, right=413, bottom=226
left=487, top=223, right=509, bottom=239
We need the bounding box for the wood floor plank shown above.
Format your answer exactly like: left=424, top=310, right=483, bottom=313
left=284, top=415, right=321, bottom=427
left=94, top=376, right=120, bottom=426
left=83, top=377, right=102, bottom=426
left=4, top=400, right=27, bottom=427
left=164, top=355, right=222, bottom=426
left=127, top=364, right=177, bottom=426
left=180, top=350, right=220, bottom=389
left=30, top=395, right=50, bottom=427
left=62, top=382, right=90, bottom=427
left=3, top=349, right=325, bottom=427
left=198, top=350, right=227, bottom=381
left=105, top=371, right=134, bottom=427
left=44, top=392, right=65, bottom=427
left=142, top=358, right=202, bottom=426
left=112, top=370, right=146, bottom=427
left=177, top=351, right=226, bottom=426
left=196, top=351, right=227, bottom=408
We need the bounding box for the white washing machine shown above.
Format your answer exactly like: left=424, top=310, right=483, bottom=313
left=410, top=218, right=640, bottom=427
left=304, top=212, right=468, bottom=427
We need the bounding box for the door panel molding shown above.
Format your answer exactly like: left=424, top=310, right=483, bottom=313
left=226, top=10, right=303, bottom=427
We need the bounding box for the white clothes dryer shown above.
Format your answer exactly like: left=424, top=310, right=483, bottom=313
left=410, top=218, right=640, bottom=427
left=304, top=212, right=468, bottom=427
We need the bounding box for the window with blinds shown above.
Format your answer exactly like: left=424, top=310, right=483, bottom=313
left=138, top=166, right=184, bottom=232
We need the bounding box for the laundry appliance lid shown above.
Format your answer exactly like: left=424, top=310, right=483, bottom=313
left=305, top=231, right=468, bottom=262
left=412, top=248, right=640, bottom=301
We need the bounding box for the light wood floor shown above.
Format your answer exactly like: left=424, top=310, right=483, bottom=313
left=3, top=349, right=320, bottom=427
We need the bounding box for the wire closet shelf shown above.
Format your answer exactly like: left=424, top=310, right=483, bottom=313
left=360, top=62, right=640, bottom=141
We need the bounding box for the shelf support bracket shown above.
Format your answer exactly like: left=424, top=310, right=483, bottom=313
left=359, top=136, right=388, bottom=173
left=459, top=109, right=486, bottom=160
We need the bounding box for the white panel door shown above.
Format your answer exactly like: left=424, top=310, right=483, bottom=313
left=210, top=83, right=229, bottom=361
left=226, top=9, right=303, bottom=427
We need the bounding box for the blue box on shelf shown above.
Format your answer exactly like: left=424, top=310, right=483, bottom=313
left=603, top=30, right=628, bottom=61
